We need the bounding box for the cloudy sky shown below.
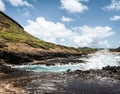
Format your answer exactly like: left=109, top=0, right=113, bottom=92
left=0, top=0, right=120, bottom=48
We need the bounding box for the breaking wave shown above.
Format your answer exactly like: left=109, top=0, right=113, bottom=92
left=13, top=50, right=120, bottom=72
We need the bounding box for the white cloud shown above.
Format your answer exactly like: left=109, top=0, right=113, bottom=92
left=110, top=15, right=120, bottom=21
left=60, top=0, right=88, bottom=13
left=103, top=0, right=120, bottom=11
left=72, top=26, right=114, bottom=48
left=0, top=0, right=32, bottom=11
left=8, top=0, right=32, bottom=7
left=98, top=40, right=111, bottom=48
left=61, top=16, right=73, bottom=22
left=24, top=17, right=114, bottom=48
left=0, top=0, right=5, bottom=11
left=25, top=17, right=73, bottom=43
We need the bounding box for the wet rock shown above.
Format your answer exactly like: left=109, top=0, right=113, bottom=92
left=24, top=69, right=120, bottom=94
left=66, top=66, right=120, bottom=80
left=103, top=66, right=120, bottom=73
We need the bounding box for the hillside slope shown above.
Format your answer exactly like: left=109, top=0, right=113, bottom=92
left=0, top=11, right=81, bottom=53
left=0, top=11, right=84, bottom=64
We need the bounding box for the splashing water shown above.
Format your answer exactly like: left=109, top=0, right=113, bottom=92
left=13, top=50, right=120, bottom=72
left=82, top=50, right=120, bottom=70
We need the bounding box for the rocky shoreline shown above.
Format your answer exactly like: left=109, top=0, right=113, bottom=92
left=24, top=65, right=120, bottom=94
left=0, top=50, right=83, bottom=65
left=0, top=51, right=120, bottom=94
left=1, top=9, right=120, bottom=94
left=1, top=64, right=120, bottom=94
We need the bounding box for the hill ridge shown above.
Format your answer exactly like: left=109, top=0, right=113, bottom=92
left=0, top=11, right=82, bottom=54
left=0, top=11, right=23, bottom=29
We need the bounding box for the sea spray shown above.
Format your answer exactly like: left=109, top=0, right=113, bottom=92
left=13, top=50, right=120, bottom=72
left=81, top=49, right=120, bottom=70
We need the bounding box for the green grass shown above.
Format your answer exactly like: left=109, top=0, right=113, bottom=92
left=0, top=12, right=57, bottom=50
left=0, top=12, right=96, bottom=54
left=0, top=29, right=56, bottom=50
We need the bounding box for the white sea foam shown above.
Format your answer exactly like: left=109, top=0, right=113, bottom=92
left=80, top=50, right=120, bottom=70
left=13, top=50, right=120, bottom=72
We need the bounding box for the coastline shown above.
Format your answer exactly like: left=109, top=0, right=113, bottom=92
left=0, top=9, right=120, bottom=94
left=0, top=51, right=120, bottom=94
left=111, top=52, right=120, bottom=55
left=0, top=64, right=120, bottom=94
left=2, top=67, right=120, bottom=94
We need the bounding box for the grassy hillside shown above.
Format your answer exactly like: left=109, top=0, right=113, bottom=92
left=78, top=47, right=100, bottom=54
left=0, top=11, right=56, bottom=50
left=0, top=11, right=81, bottom=53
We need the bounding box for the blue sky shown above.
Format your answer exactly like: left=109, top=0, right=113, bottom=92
left=0, top=0, right=120, bottom=48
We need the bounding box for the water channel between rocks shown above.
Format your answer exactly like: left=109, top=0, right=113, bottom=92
left=13, top=50, right=120, bottom=72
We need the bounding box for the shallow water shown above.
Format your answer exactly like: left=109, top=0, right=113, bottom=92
left=13, top=50, right=120, bottom=72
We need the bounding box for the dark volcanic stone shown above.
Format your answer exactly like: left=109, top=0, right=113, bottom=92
left=0, top=50, right=33, bottom=64
left=103, top=66, right=120, bottom=73
left=0, top=50, right=82, bottom=65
